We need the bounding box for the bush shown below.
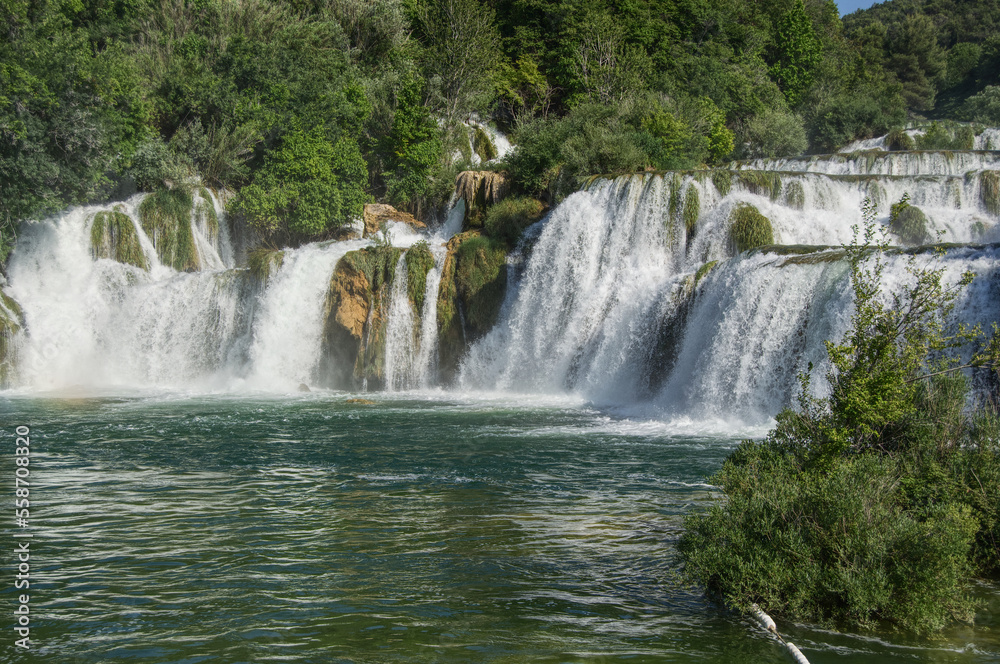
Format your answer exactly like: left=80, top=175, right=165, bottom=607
left=232, top=127, right=368, bottom=242
left=885, top=129, right=915, bottom=151
left=681, top=201, right=1000, bottom=633
left=484, top=196, right=546, bottom=246
left=916, top=123, right=974, bottom=150
left=728, top=203, right=774, bottom=253
left=737, top=108, right=808, bottom=159
left=963, top=86, right=1000, bottom=125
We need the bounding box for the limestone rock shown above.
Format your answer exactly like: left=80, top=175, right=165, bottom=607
left=363, top=204, right=426, bottom=237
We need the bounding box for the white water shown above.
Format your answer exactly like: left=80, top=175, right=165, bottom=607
left=246, top=239, right=368, bottom=391
left=4, top=148, right=1000, bottom=424
left=384, top=254, right=416, bottom=391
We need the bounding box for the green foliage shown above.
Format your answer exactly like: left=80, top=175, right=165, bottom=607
left=737, top=171, right=782, bottom=201
left=682, top=202, right=1000, bottom=632
left=682, top=185, right=700, bottom=236
left=90, top=210, right=148, bottom=270
left=916, top=123, right=975, bottom=150
left=963, top=86, right=1000, bottom=124
left=728, top=203, right=774, bottom=253
left=886, top=128, right=915, bottom=151
left=711, top=171, right=733, bottom=198
left=768, top=0, right=822, bottom=106
left=981, top=171, right=1000, bottom=216
left=404, top=240, right=435, bottom=313
left=247, top=247, right=285, bottom=282
left=889, top=194, right=930, bottom=245
left=473, top=125, right=497, bottom=162
left=693, top=260, right=717, bottom=286
left=483, top=196, right=546, bottom=246
left=454, top=235, right=508, bottom=335
left=233, top=127, right=368, bottom=241
left=139, top=188, right=199, bottom=272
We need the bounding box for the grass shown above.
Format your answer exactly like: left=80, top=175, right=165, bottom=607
left=784, top=180, right=805, bottom=210
left=693, top=260, right=717, bottom=286
left=90, top=210, right=149, bottom=270
left=737, top=171, right=782, bottom=200
left=711, top=170, right=732, bottom=197
left=728, top=203, right=774, bottom=253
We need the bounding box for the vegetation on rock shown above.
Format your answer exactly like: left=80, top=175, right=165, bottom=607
left=728, top=204, right=775, bottom=254
left=889, top=193, right=931, bottom=245
left=90, top=210, right=148, bottom=271
left=139, top=189, right=199, bottom=272
left=682, top=201, right=1000, bottom=633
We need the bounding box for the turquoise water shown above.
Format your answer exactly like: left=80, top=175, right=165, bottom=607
left=1, top=393, right=997, bottom=663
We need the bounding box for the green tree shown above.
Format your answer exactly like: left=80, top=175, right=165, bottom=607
left=768, top=0, right=822, bottom=106
left=232, top=126, right=368, bottom=240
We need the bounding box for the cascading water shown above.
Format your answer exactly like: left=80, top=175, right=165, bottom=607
left=383, top=254, right=416, bottom=391
left=460, top=146, right=1000, bottom=422
left=3, top=139, right=999, bottom=424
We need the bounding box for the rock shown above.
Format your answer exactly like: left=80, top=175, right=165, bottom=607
left=298, top=383, right=310, bottom=392
left=346, top=398, right=376, bottom=405
left=363, top=204, right=426, bottom=238
left=455, top=171, right=510, bottom=225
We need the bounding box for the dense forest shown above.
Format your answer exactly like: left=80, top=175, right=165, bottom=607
left=2, top=0, right=999, bottom=264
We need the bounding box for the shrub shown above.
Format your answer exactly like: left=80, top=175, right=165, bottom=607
left=484, top=196, right=546, bottom=246
left=737, top=108, right=808, bottom=159
left=728, top=203, right=774, bottom=253
left=681, top=200, right=1000, bottom=633
left=889, top=193, right=930, bottom=245
left=963, top=86, right=1000, bottom=125
left=885, top=129, right=915, bottom=151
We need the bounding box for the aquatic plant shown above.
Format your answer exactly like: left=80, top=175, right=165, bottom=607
left=784, top=180, right=805, bottom=210
left=473, top=125, right=497, bottom=162
left=693, top=260, right=717, bottom=286
left=980, top=171, right=1000, bottom=216
left=484, top=196, right=546, bottom=246
left=711, top=170, right=732, bottom=197
left=885, top=129, right=915, bottom=151
left=737, top=170, right=782, bottom=200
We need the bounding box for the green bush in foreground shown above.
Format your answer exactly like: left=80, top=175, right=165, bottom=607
left=728, top=204, right=774, bottom=253
left=681, top=200, right=1000, bottom=633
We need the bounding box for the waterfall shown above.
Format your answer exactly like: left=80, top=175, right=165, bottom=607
left=246, top=239, right=368, bottom=391
left=3, top=138, right=999, bottom=421
left=383, top=254, right=416, bottom=391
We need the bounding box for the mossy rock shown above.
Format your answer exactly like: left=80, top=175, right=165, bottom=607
left=139, top=188, right=199, bottom=271
left=693, top=260, right=717, bottom=287
left=683, top=185, right=700, bottom=236
left=437, top=231, right=508, bottom=381
left=320, top=245, right=403, bottom=390
left=981, top=171, right=1000, bottom=217
left=473, top=125, right=497, bottom=162
left=890, top=196, right=931, bottom=245
left=247, top=247, right=284, bottom=283
left=90, top=209, right=148, bottom=270
left=405, top=241, right=435, bottom=314
left=728, top=203, right=774, bottom=254
left=784, top=180, right=805, bottom=211
left=737, top=171, right=782, bottom=200
left=0, top=290, right=23, bottom=388
left=886, top=129, right=915, bottom=151
left=484, top=196, right=546, bottom=247
left=711, top=170, right=733, bottom=197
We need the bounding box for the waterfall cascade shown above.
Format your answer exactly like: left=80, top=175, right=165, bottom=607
left=3, top=142, right=999, bottom=423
